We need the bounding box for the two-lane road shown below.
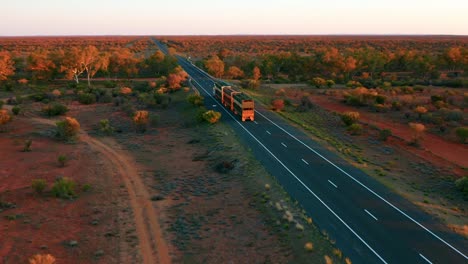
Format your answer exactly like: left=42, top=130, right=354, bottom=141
left=154, top=39, right=467, bottom=263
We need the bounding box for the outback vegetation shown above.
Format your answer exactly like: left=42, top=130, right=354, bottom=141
left=0, top=36, right=357, bottom=263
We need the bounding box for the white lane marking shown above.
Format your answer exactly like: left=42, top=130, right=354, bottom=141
left=188, top=75, right=388, bottom=264
left=364, top=209, right=378, bottom=221
left=212, top=105, right=217, bottom=107
left=254, top=121, right=258, bottom=124
left=328, top=180, right=338, bottom=188
left=301, top=158, right=309, bottom=165
left=419, top=253, right=433, bottom=264
left=266, top=130, right=271, bottom=135
left=281, top=142, right=287, bottom=148
left=255, top=110, right=468, bottom=260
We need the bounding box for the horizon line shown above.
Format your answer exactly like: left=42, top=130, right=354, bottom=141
left=0, top=34, right=467, bottom=38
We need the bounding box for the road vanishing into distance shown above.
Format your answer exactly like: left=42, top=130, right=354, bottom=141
left=154, top=39, right=468, bottom=264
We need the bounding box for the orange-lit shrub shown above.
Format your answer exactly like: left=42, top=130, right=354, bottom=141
left=133, top=110, right=149, bottom=132
left=271, top=99, right=285, bottom=111
left=18, top=78, right=29, bottom=85
left=202, top=110, right=221, bottom=124
left=414, top=106, right=428, bottom=118
left=409, top=122, right=425, bottom=146
left=56, top=117, right=80, bottom=140
left=28, top=254, right=56, bottom=264
left=0, top=109, right=11, bottom=125
left=120, top=87, right=132, bottom=95
left=341, top=111, right=360, bottom=126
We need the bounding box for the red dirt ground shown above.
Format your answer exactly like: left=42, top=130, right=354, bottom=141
left=309, top=94, right=468, bottom=170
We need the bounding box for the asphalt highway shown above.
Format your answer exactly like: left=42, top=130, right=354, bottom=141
left=154, top=39, right=468, bottom=264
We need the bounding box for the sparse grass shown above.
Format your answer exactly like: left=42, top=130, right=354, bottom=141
left=51, top=177, right=76, bottom=199
left=57, top=155, right=67, bottom=167
left=22, top=139, right=32, bottom=152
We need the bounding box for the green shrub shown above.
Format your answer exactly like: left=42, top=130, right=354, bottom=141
left=375, top=95, right=386, bottom=104
left=12, top=106, right=20, bottom=115
left=52, top=177, right=76, bottom=199
left=455, top=127, right=468, bottom=143
left=99, top=119, right=114, bottom=135
left=379, top=129, right=392, bottom=141
left=78, top=93, right=97, bottom=105
left=187, top=94, right=204, bottom=106
left=341, top=112, right=360, bottom=126
left=196, top=107, right=207, bottom=123
left=445, top=109, right=463, bottom=122
left=202, top=110, right=221, bottom=124
left=58, top=155, right=67, bottom=167
left=455, top=177, right=468, bottom=195
left=104, top=81, right=117, bottom=88
left=42, top=103, right=69, bottom=116
left=31, top=179, right=47, bottom=194
left=326, top=80, right=335, bottom=88
left=391, top=101, right=402, bottom=111
left=347, top=123, right=363, bottom=135
left=82, top=184, right=92, bottom=192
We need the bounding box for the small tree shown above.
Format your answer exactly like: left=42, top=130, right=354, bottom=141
left=271, top=99, right=285, bottom=111
left=202, top=110, right=221, bottom=124
left=414, top=106, right=428, bottom=119
left=409, top=122, right=425, bottom=146
left=455, top=127, right=468, bottom=143
left=133, top=111, right=149, bottom=132
left=341, top=112, right=360, bottom=126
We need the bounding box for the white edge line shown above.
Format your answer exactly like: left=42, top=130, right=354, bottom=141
left=266, top=130, right=271, bottom=135
left=301, top=158, right=309, bottom=165
left=328, top=180, right=338, bottom=188
left=364, top=209, right=378, bottom=221
left=254, top=110, right=468, bottom=260
left=419, top=253, right=433, bottom=264
left=188, top=73, right=388, bottom=264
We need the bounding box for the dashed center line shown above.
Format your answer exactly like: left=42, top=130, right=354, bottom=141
left=266, top=130, right=271, bottom=135
left=301, top=158, right=309, bottom=165
left=281, top=142, right=287, bottom=148
left=364, top=209, right=378, bottom=221
left=419, top=253, right=433, bottom=264
left=253, top=121, right=258, bottom=124
left=328, top=180, right=338, bottom=188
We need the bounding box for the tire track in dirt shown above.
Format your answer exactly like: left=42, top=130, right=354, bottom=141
left=29, top=116, right=171, bottom=264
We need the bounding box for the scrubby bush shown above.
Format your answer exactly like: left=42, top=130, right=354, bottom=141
left=12, top=106, right=20, bottom=115
left=346, top=80, right=362, bottom=88
left=304, top=242, right=314, bottom=252
left=78, top=93, right=96, bottom=105
left=202, top=110, right=221, bottom=124
left=28, top=253, right=56, bottom=264
left=455, top=177, right=468, bottom=195
left=133, top=111, right=149, bottom=132
left=341, top=112, right=360, bottom=126
left=312, top=77, right=326, bottom=88
left=455, top=127, right=468, bottom=143
left=271, top=99, right=285, bottom=111
left=22, top=139, right=32, bottom=152
left=99, top=119, right=114, bottom=135
left=31, top=179, right=47, bottom=194
left=42, top=103, right=68, bottom=116
left=409, top=122, right=425, bottom=146
left=326, top=79, right=335, bottom=88
left=379, top=129, right=392, bottom=141
left=391, top=101, right=402, bottom=111
left=187, top=93, right=204, bottom=106
left=445, top=109, right=463, bottom=122
left=120, top=87, right=133, bottom=95
left=58, top=155, right=67, bottom=167
left=0, top=109, right=11, bottom=125
left=347, top=123, right=363, bottom=135
left=52, top=177, right=76, bottom=199
left=56, top=117, right=80, bottom=140
left=414, top=106, right=428, bottom=119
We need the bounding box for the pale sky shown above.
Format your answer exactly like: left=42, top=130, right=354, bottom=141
left=1, top=0, right=467, bottom=35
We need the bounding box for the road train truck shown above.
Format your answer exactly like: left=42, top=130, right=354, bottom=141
left=213, top=83, right=255, bottom=121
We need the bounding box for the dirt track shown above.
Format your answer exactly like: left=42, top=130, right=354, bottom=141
left=31, top=116, right=170, bottom=264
